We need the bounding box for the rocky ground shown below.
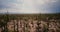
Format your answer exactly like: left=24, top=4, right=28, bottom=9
left=0, top=14, right=60, bottom=32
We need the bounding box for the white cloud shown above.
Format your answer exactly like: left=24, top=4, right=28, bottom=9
left=35, top=0, right=58, bottom=5
left=35, top=0, right=59, bottom=13
left=0, top=9, right=7, bottom=13
left=0, top=0, right=59, bottom=14
left=0, top=8, right=40, bottom=14
left=19, top=0, right=39, bottom=14
left=6, top=3, right=22, bottom=9
left=16, top=0, right=23, bottom=2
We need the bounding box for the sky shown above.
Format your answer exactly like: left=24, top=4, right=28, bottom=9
left=0, top=0, right=60, bottom=14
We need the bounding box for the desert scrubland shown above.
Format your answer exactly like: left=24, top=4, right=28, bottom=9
left=0, top=14, right=60, bottom=32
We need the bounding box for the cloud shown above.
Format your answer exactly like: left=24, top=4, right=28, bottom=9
left=35, top=0, right=60, bottom=13
left=0, top=0, right=60, bottom=14
left=35, top=0, right=58, bottom=5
